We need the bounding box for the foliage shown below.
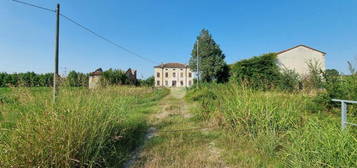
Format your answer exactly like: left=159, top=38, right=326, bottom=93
left=0, top=86, right=168, bottom=167
left=186, top=83, right=357, bottom=167
left=278, top=69, right=300, bottom=92
left=67, top=71, right=89, bottom=87
left=311, top=65, right=357, bottom=114
left=301, top=60, right=324, bottom=90
left=101, top=69, right=129, bottom=86
left=230, top=53, right=281, bottom=90
left=189, top=29, right=228, bottom=83
left=0, top=72, right=53, bottom=87
left=216, top=63, right=230, bottom=83
left=139, top=76, right=155, bottom=86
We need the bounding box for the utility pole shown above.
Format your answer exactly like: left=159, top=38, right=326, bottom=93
left=53, top=4, right=60, bottom=103
left=196, top=39, right=199, bottom=88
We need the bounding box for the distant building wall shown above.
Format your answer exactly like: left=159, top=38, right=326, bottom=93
left=89, top=75, right=101, bottom=89
left=88, top=68, right=103, bottom=89
left=277, top=45, right=326, bottom=76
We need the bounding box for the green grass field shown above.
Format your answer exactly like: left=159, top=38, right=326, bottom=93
left=0, top=86, right=168, bottom=167
left=186, top=83, right=357, bottom=167
left=1, top=84, right=356, bottom=167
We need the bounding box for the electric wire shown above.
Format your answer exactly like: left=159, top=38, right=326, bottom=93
left=12, top=0, right=55, bottom=12
left=60, top=14, right=159, bottom=64
left=11, top=0, right=159, bottom=65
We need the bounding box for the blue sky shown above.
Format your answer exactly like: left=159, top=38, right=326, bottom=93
left=1, top=0, right=357, bottom=78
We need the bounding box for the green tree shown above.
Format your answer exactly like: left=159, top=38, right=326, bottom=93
left=67, top=71, right=88, bottom=87
left=101, top=69, right=128, bottom=86
left=67, top=71, right=79, bottom=87
left=139, top=76, right=154, bottom=86
left=189, top=29, right=227, bottom=82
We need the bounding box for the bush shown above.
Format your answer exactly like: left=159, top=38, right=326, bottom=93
left=300, top=60, right=324, bottom=90
left=311, top=68, right=357, bottom=113
left=278, top=69, right=300, bottom=92
left=230, top=53, right=282, bottom=90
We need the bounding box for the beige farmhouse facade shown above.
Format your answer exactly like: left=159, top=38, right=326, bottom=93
left=276, top=45, right=326, bottom=76
left=154, top=63, right=193, bottom=87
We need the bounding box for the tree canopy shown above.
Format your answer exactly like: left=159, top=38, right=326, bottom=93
left=189, top=29, right=228, bottom=82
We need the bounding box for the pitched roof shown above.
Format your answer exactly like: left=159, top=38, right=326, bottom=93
left=126, top=68, right=137, bottom=76
left=154, top=63, right=188, bottom=68
left=90, top=68, right=103, bottom=76
left=276, top=45, right=326, bottom=55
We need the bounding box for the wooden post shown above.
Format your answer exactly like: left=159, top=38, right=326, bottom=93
left=196, top=39, right=199, bottom=88
left=53, top=4, right=60, bottom=103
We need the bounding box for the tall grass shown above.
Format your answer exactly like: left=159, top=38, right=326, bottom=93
left=0, top=86, right=168, bottom=167
left=186, top=83, right=357, bottom=167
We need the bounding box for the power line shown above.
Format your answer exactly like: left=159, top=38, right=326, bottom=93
left=60, top=14, right=159, bottom=64
left=12, top=0, right=55, bottom=13
left=11, top=0, right=159, bottom=65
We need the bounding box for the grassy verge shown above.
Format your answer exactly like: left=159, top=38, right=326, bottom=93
left=0, top=86, right=168, bottom=167
left=186, top=83, right=357, bottom=167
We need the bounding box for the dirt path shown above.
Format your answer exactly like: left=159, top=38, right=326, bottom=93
left=126, top=88, right=229, bottom=168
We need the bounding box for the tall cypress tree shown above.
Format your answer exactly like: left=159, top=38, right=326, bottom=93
left=189, top=29, right=228, bottom=82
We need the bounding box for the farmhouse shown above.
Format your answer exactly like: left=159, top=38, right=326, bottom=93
left=276, top=45, right=326, bottom=76
left=125, top=68, right=138, bottom=85
left=154, top=63, right=193, bottom=87
left=89, top=68, right=103, bottom=89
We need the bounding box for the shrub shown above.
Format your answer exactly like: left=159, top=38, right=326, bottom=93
left=311, top=67, right=357, bottom=113
left=278, top=69, right=300, bottom=92
left=300, top=60, right=324, bottom=90
left=230, top=53, right=281, bottom=90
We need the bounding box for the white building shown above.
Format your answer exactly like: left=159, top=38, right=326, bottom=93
left=276, top=45, right=326, bottom=76
left=154, top=63, right=193, bottom=87
left=89, top=68, right=103, bottom=89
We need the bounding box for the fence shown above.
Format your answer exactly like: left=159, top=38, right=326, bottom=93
left=332, top=99, right=357, bottom=130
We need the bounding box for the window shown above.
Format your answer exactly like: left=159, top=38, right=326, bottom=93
left=172, top=80, right=177, bottom=87
left=173, top=72, right=176, bottom=77
left=156, top=81, right=160, bottom=86
left=180, top=81, right=183, bottom=86
left=188, top=80, right=192, bottom=86
left=156, top=72, right=160, bottom=77
left=180, top=69, right=183, bottom=71
left=188, top=72, right=192, bottom=78
left=180, top=72, right=183, bottom=78
left=165, top=81, right=168, bottom=86
left=173, top=69, right=176, bottom=71
left=165, top=72, right=168, bottom=78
